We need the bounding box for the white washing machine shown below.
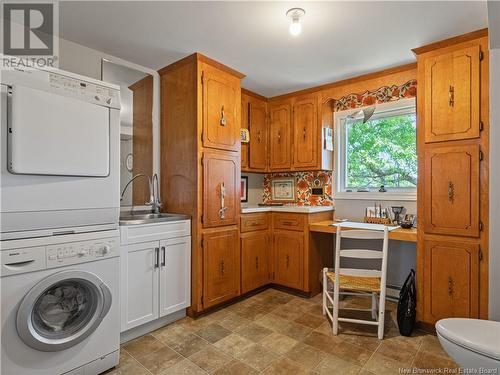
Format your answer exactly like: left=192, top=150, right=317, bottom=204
left=1, top=230, right=120, bottom=375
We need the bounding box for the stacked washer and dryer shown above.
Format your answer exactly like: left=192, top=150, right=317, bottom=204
left=1, top=66, right=122, bottom=375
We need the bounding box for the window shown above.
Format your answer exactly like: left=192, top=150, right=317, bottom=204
left=334, top=98, right=417, bottom=200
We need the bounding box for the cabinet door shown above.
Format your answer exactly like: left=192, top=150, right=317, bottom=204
left=424, top=239, right=479, bottom=323
left=241, top=232, right=271, bottom=293
left=424, top=144, right=480, bottom=237
left=293, top=97, right=318, bottom=168
left=203, top=229, right=240, bottom=309
left=269, top=103, right=291, bottom=171
left=273, top=231, right=303, bottom=290
left=241, top=95, right=249, bottom=169
left=424, top=45, right=481, bottom=143
left=248, top=100, right=268, bottom=170
left=203, top=150, right=239, bottom=227
left=159, top=237, right=191, bottom=317
left=120, top=241, right=159, bottom=332
left=202, top=67, right=240, bottom=151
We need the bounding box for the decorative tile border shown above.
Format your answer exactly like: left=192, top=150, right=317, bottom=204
left=263, top=171, right=333, bottom=206
left=333, top=79, right=417, bottom=112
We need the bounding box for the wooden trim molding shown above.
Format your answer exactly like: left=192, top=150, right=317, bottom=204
left=412, top=28, right=488, bottom=56
left=241, top=88, right=268, bottom=102
left=159, top=52, right=246, bottom=79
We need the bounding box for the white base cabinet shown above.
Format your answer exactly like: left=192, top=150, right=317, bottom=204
left=120, top=220, right=191, bottom=333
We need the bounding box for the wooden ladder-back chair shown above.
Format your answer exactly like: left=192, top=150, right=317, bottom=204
left=322, top=226, right=389, bottom=339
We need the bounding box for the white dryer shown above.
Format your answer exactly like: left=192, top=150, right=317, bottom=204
left=1, top=230, right=120, bottom=375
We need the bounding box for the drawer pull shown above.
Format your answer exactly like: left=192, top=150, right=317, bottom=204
left=448, top=181, right=455, bottom=203
left=282, top=221, right=295, bottom=226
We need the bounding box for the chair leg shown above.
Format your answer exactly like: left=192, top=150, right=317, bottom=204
left=377, top=294, right=386, bottom=339
left=371, top=293, right=377, bottom=320
left=322, top=268, right=327, bottom=316
left=332, top=281, right=339, bottom=335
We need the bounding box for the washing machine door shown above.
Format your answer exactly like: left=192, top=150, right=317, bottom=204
left=16, top=270, right=112, bottom=352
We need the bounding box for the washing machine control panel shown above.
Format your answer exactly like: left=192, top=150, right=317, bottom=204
left=46, top=237, right=119, bottom=268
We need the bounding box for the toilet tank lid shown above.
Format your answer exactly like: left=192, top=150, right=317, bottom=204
left=436, top=318, right=500, bottom=360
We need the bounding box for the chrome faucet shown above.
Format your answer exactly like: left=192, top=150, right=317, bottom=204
left=120, top=174, right=154, bottom=206
left=120, top=173, right=162, bottom=213
left=151, top=173, right=162, bottom=214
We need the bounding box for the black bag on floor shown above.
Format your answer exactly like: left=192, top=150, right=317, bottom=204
left=397, top=269, right=416, bottom=336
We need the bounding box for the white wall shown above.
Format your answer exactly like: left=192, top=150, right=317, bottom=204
left=488, top=0, right=500, bottom=322
left=241, top=173, right=265, bottom=206
left=488, top=49, right=500, bottom=321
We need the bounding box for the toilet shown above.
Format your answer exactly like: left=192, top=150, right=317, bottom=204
left=436, top=318, right=500, bottom=371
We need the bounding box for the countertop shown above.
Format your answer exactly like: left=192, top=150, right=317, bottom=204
left=309, top=220, right=417, bottom=242
left=241, top=205, right=335, bottom=214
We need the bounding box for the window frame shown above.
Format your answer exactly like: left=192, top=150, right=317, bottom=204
left=334, top=98, right=417, bottom=201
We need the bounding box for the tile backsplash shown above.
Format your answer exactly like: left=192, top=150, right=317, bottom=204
left=263, top=171, right=333, bottom=206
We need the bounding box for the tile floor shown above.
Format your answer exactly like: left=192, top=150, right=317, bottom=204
left=109, top=288, right=458, bottom=375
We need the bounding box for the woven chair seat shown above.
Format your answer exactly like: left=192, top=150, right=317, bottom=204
left=326, top=271, right=380, bottom=293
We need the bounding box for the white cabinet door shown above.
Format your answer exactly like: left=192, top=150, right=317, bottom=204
left=121, top=241, right=160, bottom=332
left=159, top=236, right=191, bottom=317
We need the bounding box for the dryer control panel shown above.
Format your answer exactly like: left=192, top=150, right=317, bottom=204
left=46, top=237, right=119, bottom=268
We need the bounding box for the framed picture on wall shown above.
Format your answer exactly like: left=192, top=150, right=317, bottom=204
left=241, top=176, right=248, bottom=202
left=271, top=177, right=296, bottom=202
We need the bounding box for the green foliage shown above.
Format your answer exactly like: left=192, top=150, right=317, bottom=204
left=345, top=114, right=417, bottom=189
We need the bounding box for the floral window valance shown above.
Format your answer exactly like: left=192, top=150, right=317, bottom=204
left=333, top=79, right=417, bottom=112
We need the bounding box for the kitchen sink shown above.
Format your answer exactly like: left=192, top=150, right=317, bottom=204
left=119, top=212, right=190, bottom=225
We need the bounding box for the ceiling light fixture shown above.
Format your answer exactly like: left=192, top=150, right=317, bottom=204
left=286, top=8, right=305, bottom=36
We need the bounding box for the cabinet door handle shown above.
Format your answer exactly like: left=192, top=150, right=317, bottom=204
left=303, top=127, right=306, bottom=140
left=220, top=259, right=225, bottom=276
left=220, top=105, right=226, bottom=126
left=257, top=130, right=261, bottom=143
left=255, top=256, right=259, bottom=270
left=448, top=85, right=455, bottom=107
left=161, top=246, right=166, bottom=267
left=154, top=247, right=159, bottom=268
left=286, top=254, right=290, bottom=268
left=219, top=182, right=227, bottom=219
left=448, top=276, right=454, bottom=296
left=277, top=130, right=281, bottom=144
left=448, top=181, right=455, bottom=203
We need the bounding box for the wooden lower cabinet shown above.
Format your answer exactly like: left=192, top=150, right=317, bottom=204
left=202, top=229, right=241, bottom=309
left=241, top=231, right=271, bottom=293
left=423, top=239, right=480, bottom=323
left=273, top=231, right=304, bottom=290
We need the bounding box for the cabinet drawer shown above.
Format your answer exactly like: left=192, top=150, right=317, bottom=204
left=241, top=213, right=269, bottom=232
left=273, top=213, right=305, bottom=231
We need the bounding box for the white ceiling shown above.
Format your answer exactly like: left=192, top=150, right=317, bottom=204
left=60, top=1, right=489, bottom=97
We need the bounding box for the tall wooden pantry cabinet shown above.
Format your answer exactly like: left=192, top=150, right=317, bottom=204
left=159, top=53, right=244, bottom=315
left=413, top=29, right=489, bottom=325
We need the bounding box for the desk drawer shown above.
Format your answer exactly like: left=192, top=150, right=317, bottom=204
left=241, top=213, right=270, bottom=232
left=273, top=213, right=305, bottom=231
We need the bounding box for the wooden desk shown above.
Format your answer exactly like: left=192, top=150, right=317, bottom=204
left=309, top=220, right=417, bottom=243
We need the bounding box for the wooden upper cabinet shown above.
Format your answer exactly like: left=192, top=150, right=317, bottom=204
left=423, top=239, right=479, bottom=323
left=269, top=102, right=292, bottom=171
left=424, top=45, right=481, bottom=143
left=424, top=144, right=480, bottom=237
left=273, top=231, right=303, bottom=290
left=292, top=97, right=318, bottom=169
left=202, top=65, right=240, bottom=151
left=241, top=94, right=249, bottom=169
left=203, top=150, right=239, bottom=228
left=203, top=229, right=240, bottom=309
left=248, top=100, right=268, bottom=170
left=241, top=232, right=271, bottom=293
